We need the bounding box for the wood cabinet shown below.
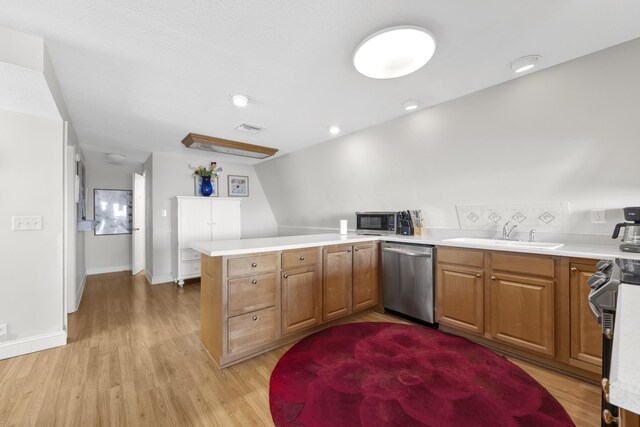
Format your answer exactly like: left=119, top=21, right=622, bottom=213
left=199, top=240, right=380, bottom=368
left=322, top=242, right=380, bottom=320
left=436, top=248, right=484, bottom=335
left=490, top=272, right=555, bottom=356
left=435, top=246, right=607, bottom=379
left=569, top=260, right=602, bottom=372
left=171, top=196, right=241, bottom=286
left=352, top=242, right=379, bottom=311
left=282, top=266, right=321, bottom=335
left=437, top=249, right=557, bottom=356
left=323, top=245, right=353, bottom=321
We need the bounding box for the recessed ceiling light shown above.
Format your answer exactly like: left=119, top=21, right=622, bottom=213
left=353, top=26, right=436, bottom=79
left=403, top=99, right=422, bottom=111
left=509, top=55, right=541, bottom=74
left=230, top=94, right=250, bottom=107
left=329, top=125, right=341, bottom=135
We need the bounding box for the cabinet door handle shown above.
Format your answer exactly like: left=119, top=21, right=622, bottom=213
left=347, top=249, right=352, bottom=253
left=251, top=263, right=257, bottom=268
left=571, top=267, right=577, bottom=272
left=251, top=279, right=257, bottom=284
left=476, top=273, right=481, bottom=278
left=283, top=274, right=289, bottom=279
left=299, top=256, right=305, bottom=260
left=491, top=276, right=496, bottom=280
left=252, top=316, right=258, bottom=321
left=354, top=248, right=359, bottom=251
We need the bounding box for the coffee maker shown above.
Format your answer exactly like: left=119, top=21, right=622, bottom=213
left=612, top=207, right=640, bottom=253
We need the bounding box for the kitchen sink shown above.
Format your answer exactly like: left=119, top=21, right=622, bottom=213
left=442, top=237, right=564, bottom=250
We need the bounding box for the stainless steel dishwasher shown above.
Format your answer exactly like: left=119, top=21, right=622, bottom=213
left=381, top=241, right=435, bottom=325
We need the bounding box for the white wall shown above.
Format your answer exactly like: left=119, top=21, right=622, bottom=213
left=84, top=159, right=142, bottom=274
left=256, top=38, right=640, bottom=240
left=0, top=108, right=65, bottom=356
left=147, top=151, right=277, bottom=284
left=143, top=154, right=153, bottom=284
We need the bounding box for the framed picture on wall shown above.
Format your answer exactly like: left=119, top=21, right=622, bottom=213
left=228, top=175, right=249, bottom=197
left=194, top=175, right=219, bottom=197
left=94, top=189, right=133, bottom=235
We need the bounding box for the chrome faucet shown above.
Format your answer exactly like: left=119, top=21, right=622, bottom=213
left=503, top=221, right=518, bottom=240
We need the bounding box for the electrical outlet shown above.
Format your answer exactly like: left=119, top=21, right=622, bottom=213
left=11, top=215, right=42, bottom=231
left=591, top=209, right=606, bottom=224
left=0, top=324, right=7, bottom=341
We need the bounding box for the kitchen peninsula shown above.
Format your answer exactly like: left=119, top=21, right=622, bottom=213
left=191, top=234, right=383, bottom=367
left=191, top=233, right=640, bottom=370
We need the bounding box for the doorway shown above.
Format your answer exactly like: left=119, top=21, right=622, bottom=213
left=132, top=172, right=145, bottom=275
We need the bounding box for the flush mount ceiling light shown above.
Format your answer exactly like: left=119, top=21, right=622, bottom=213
left=509, top=55, right=541, bottom=73
left=353, top=26, right=436, bottom=79
left=105, top=153, right=127, bottom=162
left=328, top=125, right=341, bottom=135
left=230, top=94, right=250, bottom=107
left=402, top=99, right=422, bottom=111
left=181, top=133, right=278, bottom=159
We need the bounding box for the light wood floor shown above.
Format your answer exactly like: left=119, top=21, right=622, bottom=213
left=0, top=271, right=600, bottom=426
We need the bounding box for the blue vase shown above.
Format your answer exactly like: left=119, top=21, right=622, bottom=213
left=200, top=175, right=213, bottom=197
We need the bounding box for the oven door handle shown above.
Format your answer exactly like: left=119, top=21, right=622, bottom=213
left=382, top=247, right=432, bottom=257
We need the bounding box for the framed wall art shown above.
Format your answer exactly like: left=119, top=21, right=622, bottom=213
left=94, top=189, right=133, bottom=235
left=228, top=175, right=249, bottom=197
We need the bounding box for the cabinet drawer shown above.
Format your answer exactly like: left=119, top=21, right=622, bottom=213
left=180, top=249, right=201, bottom=261
left=228, top=307, right=277, bottom=355
left=491, top=252, right=555, bottom=278
left=437, top=247, right=484, bottom=267
left=227, top=273, right=277, bottom=317
left=282, top=248, right=319, bottom=269
left=181, top=260, right=201, bottom=275
left=227, top=254, right=278, bottom=278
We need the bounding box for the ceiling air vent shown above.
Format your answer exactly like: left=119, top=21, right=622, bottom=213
left=235, top=123, right=264, bottom=134
left=181, top=133, right=278, bottom=159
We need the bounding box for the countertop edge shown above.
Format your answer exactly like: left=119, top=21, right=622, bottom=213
left=190, top=233, right=636, bottom=260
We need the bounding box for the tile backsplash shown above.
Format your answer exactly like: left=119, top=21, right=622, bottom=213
left=456, top=202, right=571, bottom=233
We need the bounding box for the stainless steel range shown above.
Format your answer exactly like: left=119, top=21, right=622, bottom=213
left=588, top=258, right=640, bottom=425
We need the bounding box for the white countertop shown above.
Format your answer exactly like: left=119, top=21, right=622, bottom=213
left=190, top=232, right=640, bottom=260
left=610, top=284, right=640, bottom=414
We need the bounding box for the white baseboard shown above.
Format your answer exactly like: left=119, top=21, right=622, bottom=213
left=150, top=273, right=175, bottom=285
left=67, top=272, right=87, bottom=313
left=144, top=269, right=153, bottom=285
left=75, top=272, right=86, bottom=310
left=0, top=330, right=67, bottom=360
left=86, top=265, right=131, bottom=275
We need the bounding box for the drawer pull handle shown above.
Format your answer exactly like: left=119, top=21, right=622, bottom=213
left=251, top=279, right=257, bottom=284
left=491, top=276, right=496, bottom=280
left=252, top=316, right=258, bottom=321
left=283, top=274, right=289, bottom=278
left=571, top=267, right=578, bottom=272
left=251, top=263, right=257, bottom=268
left=299, top=256, right=305, bottom=260
left=476, top=273, right=481, bottom=278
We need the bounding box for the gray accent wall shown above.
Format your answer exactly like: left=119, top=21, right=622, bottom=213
left=255, top=38, right=640, bottom=238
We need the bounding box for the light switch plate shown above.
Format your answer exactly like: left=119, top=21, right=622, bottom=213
left=591, top=209, right=606, bottom=224
left=12, top=215, right=43, bottom=231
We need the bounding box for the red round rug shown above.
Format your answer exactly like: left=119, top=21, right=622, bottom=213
left=269, top=322, right=575, bottom=427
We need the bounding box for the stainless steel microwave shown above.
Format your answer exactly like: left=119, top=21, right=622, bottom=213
left=356, top=212, right=397, bottom=235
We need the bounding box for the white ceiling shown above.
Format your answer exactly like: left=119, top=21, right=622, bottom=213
left=1, top=1, right=640, bottom=164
